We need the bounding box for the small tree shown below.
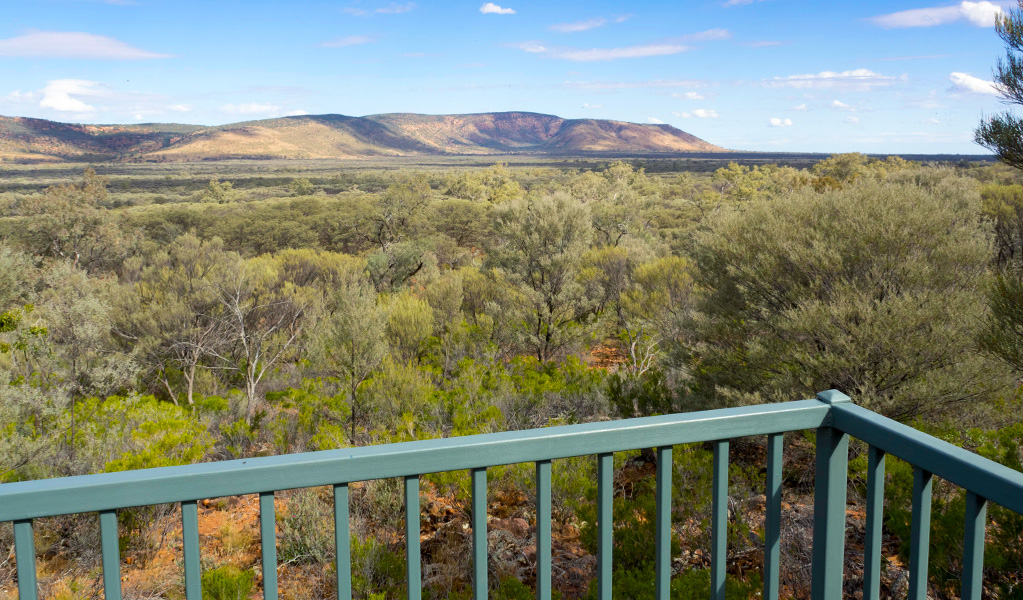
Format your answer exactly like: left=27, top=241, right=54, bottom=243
left=317, top=274, right=387, bottom=439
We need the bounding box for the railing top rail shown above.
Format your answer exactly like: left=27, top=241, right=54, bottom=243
left=0, top=399, right=830, bottom=522
left=831, top=403, right=1023, bottom=514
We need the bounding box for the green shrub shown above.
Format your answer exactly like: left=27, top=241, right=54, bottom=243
left=201, top=565, right=254, bottom=600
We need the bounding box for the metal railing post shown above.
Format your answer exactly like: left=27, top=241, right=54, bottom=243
left=811, top=390, right=851, bottom=600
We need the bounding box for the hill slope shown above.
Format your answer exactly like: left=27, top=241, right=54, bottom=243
left=0, top=112, right=726, bottom=162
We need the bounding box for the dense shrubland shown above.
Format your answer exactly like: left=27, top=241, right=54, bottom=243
left=0, top=155, right=1021, bottom=599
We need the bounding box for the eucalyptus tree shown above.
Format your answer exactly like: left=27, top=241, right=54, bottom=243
left=488, top=191, right=596, bottom=362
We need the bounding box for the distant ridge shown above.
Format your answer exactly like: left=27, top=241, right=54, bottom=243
left=0, top=112, right=726, bottom=162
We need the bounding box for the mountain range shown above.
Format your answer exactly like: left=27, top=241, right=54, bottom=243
left=0, top=112, right=726, bottom=162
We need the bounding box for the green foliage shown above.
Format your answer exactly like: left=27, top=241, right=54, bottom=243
left=688, top=176, right=1007, bottom=420
left=488, top=192, right=596, bottom=362
left=352, top=534, right=405, bottom=599
left=201, top=565, right=255, bottom=600
left=278, top=487, right=335, bottom=564
left=976, top=2, right=1023, bottom=169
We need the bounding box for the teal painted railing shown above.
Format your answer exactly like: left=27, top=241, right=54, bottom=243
left=1, top=390, right=1022, bottom=600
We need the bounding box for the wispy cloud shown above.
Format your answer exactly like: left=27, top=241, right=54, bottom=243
left=320, top=35, right=374, bottom=48
left=515, top=41, right=690, bottom=61
left=480, top=3, right=515, bottom=14
left=565, top=78, right=706, bottom=90
left=877, top=54, right=949, bottom=61
left=791, top=103, right=808, bottom=111
left=0, top=31, right=171, bottom=59
left=681, top=28, right=732, bottom=41
left=870, top=1, right=1002, bottom=28
left=672, top=91, right=705, bottom=99
left=723, top=0, right=766, bottom=5
left=762, top=69, right=898, bottom=91
left=582, top=103, right=603, bottom=109
left=550, top=18, right=607, bottom=33
left=831, top=99, right=857, bottom=111
left=376, top=2, right=415, bottom=13
left=220, top=103, right=310, bottom=117
left=343, top=2, right=415, bottom=16
left=844, top=116, right=861, bottom=124
left=949, top=72, right=999, bottom=95
left=673, top=109, right=718, bottom=118
left=769, top=117, right=793, bottom=127
left=647, top=117, right=665, bottom=124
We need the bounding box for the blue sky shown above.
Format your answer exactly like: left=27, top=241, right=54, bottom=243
left=0, top=0, right=1014, bottom=153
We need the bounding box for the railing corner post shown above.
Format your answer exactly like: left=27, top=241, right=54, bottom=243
left=810, top=390, right=850, bottom=600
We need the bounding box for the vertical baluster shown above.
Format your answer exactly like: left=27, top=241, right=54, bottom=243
left=535, top=460, right=552, bottom=600
left=597, top=453, right=613, bottom=600
left=908, top=467, right=933, bottom=600
left=961, top=491, right=987, bottom=600
left=334, top=484, right=352, bottom=600
left=260, top=491, right=278, bottom=600
left=472, top=467, right=488, bottom=600
left=13, top=519, right=38, bottom=600
left=654, top=446, right=672, bottom=600
left=863, top=447, right=885, bottom=600
left=809, top=424, right=849, bottom=600
left=764, top=434, right=783, bottom=600
left=181, top=500, right=202, bottom=600
left=712, top=441, right=729, bottom=600
left=405, top=475, right=421, bottom=600
left=99, top=510, right=122, bottom=600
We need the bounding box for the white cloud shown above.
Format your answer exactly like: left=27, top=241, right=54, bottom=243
left=39, top=79, right=104, bottom=112
left=514, top=41, right=689, bottom=61
left=950, top=71, right=999, bottom=95
left=0, top=31, right=171, bottom=59
left=480, top=3, right=515, bottom=14
left=769, top=117, right=793, bottom=127
left=376, top=2, right=415, bottom=13
left=168, top=104, right=192, bottom=112
left=870, top=1, right=1002, bottom=28
left=581, top=103, right=603, bottom=109
left=922, top=117, right=941, bottom=124
left=5, top=90, right=38, bottom=104
left=648, top=117, right=666, bottom=124
left=791, top=103, right=808, bottom=111
left=763, top=69, right=898, bottom=91
left=550, top=18, right=607, bottom=33
left=844, top=116, right=861, bottom=124
left=723, top=0, right=765, bottom=5
left=675, top=108, right=718, bottom=118
left=672, top=91, right=705, bottom=100
left=831, top=99, right=856, bottom=111
left=283, top=109, right=311, bottom=116
left=321, top=35, right=373, bottom=47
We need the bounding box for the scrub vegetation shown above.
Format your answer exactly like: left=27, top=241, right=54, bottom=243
left=0, top=154, right=1021, bottom=599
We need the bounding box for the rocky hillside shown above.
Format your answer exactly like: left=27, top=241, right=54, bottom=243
left=0, top=112, right=726, bottom=162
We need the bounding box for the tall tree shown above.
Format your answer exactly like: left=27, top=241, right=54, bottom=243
left=113, top=234, right=234, bottom=405
left=976, top=2, right=1023, bottom=167
left=488, top=192, right=596, bottom=362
